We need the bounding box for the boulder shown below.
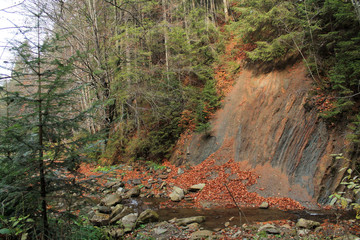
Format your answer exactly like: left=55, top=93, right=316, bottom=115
left=98, top=206, right=112, bottom=214
left=110, top=204, right=124, bottom=219
left=190, top=230, right=215, bottom=240
left=121, top=213, right=138, bottom=233
left=116, top=187, right=126, bottom=195
left=90, top=212, right=110, bottom=226
left=176, top=216, right=206, bottom=226
left=101, top=194, right=122, bottom=207
left=258, top=224, right=280, bottom=234
left=136, top=209, right=159, bottom=226
left=296, top=218, right=320, bottom=230
left=188, top=222, right=200, bottom=231
left=126, top=187, right=141, bottom=198
left=169, top=186, right=185, bottom=202
left=259, top=201, right=269, bottom=209
left=110, top=206, right=134, bottom=225
left=189, top=183, right=206, bottom=192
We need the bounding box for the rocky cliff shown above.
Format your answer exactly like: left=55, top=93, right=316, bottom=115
left=172, top=63, right=348, bottom=206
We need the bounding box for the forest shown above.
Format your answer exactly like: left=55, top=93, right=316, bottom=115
left=0, top=0, right=359, bottom=239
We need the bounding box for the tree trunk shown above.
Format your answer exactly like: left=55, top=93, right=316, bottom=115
left=36, top=3, right=48, bottom=237
left=223, top=0, right=229, bottom=22
left=162, top=0, right=170, bottom=82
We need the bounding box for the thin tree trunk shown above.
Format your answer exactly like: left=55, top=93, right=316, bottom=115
left=36, top=2, right=48, bottom=237
left=223, top=0, right=229, bottom=22
left=162, top=0, right=170, bottom=82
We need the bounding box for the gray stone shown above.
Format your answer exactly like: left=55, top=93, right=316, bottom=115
left=136, top=209, right=159, bottom=226
left=116, top=187, right=126, bottom=195
left=153, top=227, right=168, bottom=235
left=176, top=216, right=206, bottom=226
left=178, top=168, right=184, bottom=175
left=169, top=186, right=185, bottom=202
left=258, top=224, right=280, bottom=234
left=101, top=194, right=122, bottom=207
left=297, top=229, right=310, bottom=236
left=190, top=230, right=215, bottom=240
left=90, top=212, right=110, bottom=226
left=121, top=213, right=138, bottom=233
left=98, top=205, right=112, bottom=214
left=126, top=187, right=141, bottom=198
left=105, top=181, right=118, bottom=189
left=132, top=179, right=142, bottom=185
left=259, top=201, right=269, bottom=209
left=188, top=222, right=200, bottom=231
left=111, top=182, right=125, bottom=191
left=296, top=218, right=320, bottom=229
left=110, top=206, right=134, bottom=225
left=110, top=204, right=124, bottom=219
left=189, top=183, right=206, bottom=192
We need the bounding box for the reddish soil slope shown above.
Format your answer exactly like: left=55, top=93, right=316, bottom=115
left=172, top=63, right=348, bottom=207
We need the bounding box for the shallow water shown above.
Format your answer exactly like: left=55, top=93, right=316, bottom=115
left=122, top=197, right=356, bottom=230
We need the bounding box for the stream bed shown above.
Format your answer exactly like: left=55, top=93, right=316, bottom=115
left=122, top=197, right=356, bottom=230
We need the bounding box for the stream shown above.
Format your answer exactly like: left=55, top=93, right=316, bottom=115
left=122, top=197, right=356, bottom=230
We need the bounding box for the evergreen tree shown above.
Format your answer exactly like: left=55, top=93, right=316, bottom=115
left=0, top=1, right=91, bottom=238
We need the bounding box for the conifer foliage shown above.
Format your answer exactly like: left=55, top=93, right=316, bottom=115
left=0, top=1, right=90, bottom=238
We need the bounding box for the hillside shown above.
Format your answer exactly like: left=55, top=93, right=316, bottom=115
left=172, top=62, right=347, bottom=207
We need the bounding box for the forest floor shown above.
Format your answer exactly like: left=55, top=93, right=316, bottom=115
left=76, top=160, right=360, bottom=239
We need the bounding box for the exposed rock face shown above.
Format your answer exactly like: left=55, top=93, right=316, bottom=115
left=171, top=63, right=347, bottom=204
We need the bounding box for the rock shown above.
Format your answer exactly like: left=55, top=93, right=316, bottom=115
left=189, top=183, right=206, bottom=192
left=108, top=228, right=124, bottom=238
left=159, top=174, right=168, bottom=179
left=335, top=234, right=360, bottom=240
left=105, top=181, right=118, bottom=189
left=98, top=206, right=112, bottom=214
left=90, top=212, right=110, bottom=226
left=160, top=182, right=167, bottom=189
left=110, top=204, right=124, bottom=219
left=153, top=227, right=168, bottom=235
left=116, top=187, right=126, bottom=195
left=166, top=168, right=172, bottom=173
left=258, top=224, right=280, bottom=234
left=101, top=194, right=122, bottom=207
left=297, top=229, right=310, bottom=237
left=169, top=186, right=185, bottom=202
left=126, top=187, right=141, bottom=198
left=178, top=168, right=184, bottom=175
left=296, top=218, right=320, bottom=229
left=111, top=182, right=125, bottom=191
left=110, top=206, right=134, bottom=225
left=225, top=222, right=230, bottom=227
left=132, top=179, right=142, bottom=185
left=190, top=230, right=215, bottom=240
left=121, top=213, right=138, bottom=233
left=188, top=222, right=200, bottom=231
left=176, top=216, right=206, bottom=226
left=259, top=201, right=269, bottom=209
left=136, top=209, right=159, bottom=226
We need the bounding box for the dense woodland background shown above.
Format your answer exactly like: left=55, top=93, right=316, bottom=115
left=0, top=0, right=359, bottom=238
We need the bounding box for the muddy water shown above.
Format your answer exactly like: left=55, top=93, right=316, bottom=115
left=123, top=198, right=355, bottom=230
